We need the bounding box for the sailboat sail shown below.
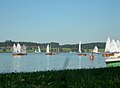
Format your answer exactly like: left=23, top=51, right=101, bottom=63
left=110, top=39, right=118, bottom=52
left=79, top=41, right=81, bottom=53
left=21, top=45, right=27, bottom=54
left=77, top=41, right=86, bottom=56
left=35, top=46, right=41, bottom=53
left=93, top=46, right=98, bottom=53
left=38, top=46, right=41, bottom=53
left=12, top=43, right=27, bottom=55
left=105, top=37, right=111, bottom=52
left=116, top=40, right=120, bottom=52
left=103, top=37, right=120, bottom=59
left=13, top=44, right=17, bottom=53
left=46, top=44, right=50, bottom=53
left=17, top=43, right=21, bottom=53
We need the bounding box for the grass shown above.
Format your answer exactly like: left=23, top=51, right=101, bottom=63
left=0, top=67, right=120, bottom=88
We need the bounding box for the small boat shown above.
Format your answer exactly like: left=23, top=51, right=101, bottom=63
left=46, top=52, right=55, bottom=55
left=77, top=41, right=86, bottom=56
left=46, top=44, right=55, bottom=55
left=77, top=53, right=86, bottom=56
left=103, top=37, right=120, bottom=57
left=35, top=46, right=41, bottom=53
left=92, top=46, right=101, bottom=54
left=109, top=53, right=120, bottom=58
left=12, top=43, right=27, bottom=56
left=102, top=53, right=114, bottom=57
left=12, top=53, right=27, bottom=56
left=104, top=37, right=120, bottom=67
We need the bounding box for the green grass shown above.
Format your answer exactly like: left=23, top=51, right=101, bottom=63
left=61, top=48, right=72, bottom=52
left=107, top=62, right=120, bottom=67
left=0, top=67, right=120, bottom=88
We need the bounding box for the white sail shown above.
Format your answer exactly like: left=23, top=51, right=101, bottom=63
left=38, top=46, right=41, bottom=53
left=21, top=45, right=27, bottom=54
left=46, top=44, right=50, bottom=53
left=93, top=46, right=98, bottom=53
left=79, top=41, right=81, bottom=53
left=17, top=43, right=21, bottom=53
left=35, top=46, right=41, bottom=53
left=13, top=44, right=17, bottom=53
left=110, top=39, right=118, bottom=52
left=12, top=43, right=27, bottom=55
left=118, top=47, right=120, bottom=52
left=116, top=40, right=120, bottom=52
left=116, top=40, right=120, bottom=47
left=105, top=37, right=111, bottom=52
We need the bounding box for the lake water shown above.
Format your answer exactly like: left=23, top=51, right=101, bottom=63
left=0, top=53, right=106, bottom=73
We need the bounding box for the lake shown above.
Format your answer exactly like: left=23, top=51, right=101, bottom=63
left=0, top=53, right=106, bottom=73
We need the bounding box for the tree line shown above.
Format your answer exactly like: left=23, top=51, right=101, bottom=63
left=0, top=40, right=105, bottom=52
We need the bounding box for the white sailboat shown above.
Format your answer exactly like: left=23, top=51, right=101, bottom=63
left=109, top=40, right=120, bottom=58
left=77, top=41, right=86, bottom=56
left=46, top=44, right=55, bottom=55
left=46, top=44, right=50, bottom=54
left=93, top=46, right=100, bottom=54
left=17, top=43, right=21, bottom=53
left=104, top=37, right=119, bottom=53
left=12, top=43, right=17, bottom=53
left=35, top=46, right=41, bottom=53
left=21, top=45, right=27, bottom=54
left=103, top=37, right=120, bottom=66
left=110, top=39, right=118, bottom=53
left=116, top=40, right=120, bottom=52
left=93, top=46, right=98, bottom=53
left=12, top=43, right=27, bottom=56
left=105, top=37, right=111, bottom=52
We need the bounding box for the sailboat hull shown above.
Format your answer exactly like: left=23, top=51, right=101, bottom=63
left=102, top=53, right=114, bottom=57
left=77, top=53, right=86, bottom=56
left=12, top=53, right=27, bottom=56
left=46, top=53, right=55, bottom=55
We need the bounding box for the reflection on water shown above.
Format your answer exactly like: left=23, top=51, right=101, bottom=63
left=13, top=56, right=21, bottom=72
left=78, top=56, right=82, bottom=69
left=0, top=53, right=106, bottom=73
left=13, top=55, right=22, bottom=59
left=46, top=55, right=50, bottom=70
left=63, top=57, right=69, bottom=70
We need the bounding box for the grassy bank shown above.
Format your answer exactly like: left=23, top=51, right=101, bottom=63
left=0, top=67, right=120, bottom=88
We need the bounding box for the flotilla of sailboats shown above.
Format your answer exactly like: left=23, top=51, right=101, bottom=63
left=12, top=43, right=27, bottom=56
left=103, top=37, right=120, bottom=65
left=103, top=37, right=120, bottom=58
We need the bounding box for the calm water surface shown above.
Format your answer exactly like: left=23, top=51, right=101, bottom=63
left=0, top=53, right=106, bottom=73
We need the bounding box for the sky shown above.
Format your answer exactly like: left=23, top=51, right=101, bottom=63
left=0, top=0, right=120, bottom=44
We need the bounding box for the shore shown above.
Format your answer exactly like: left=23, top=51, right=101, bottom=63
left=0, top=67, right=120, bottom=88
